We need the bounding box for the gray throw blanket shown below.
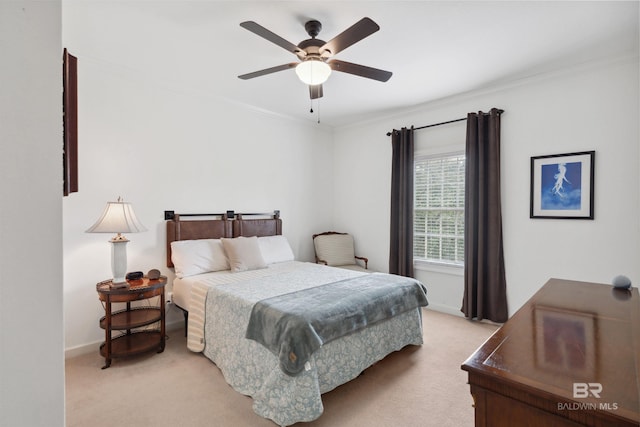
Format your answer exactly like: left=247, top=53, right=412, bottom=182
left=245, top=272, right=428, bottom=376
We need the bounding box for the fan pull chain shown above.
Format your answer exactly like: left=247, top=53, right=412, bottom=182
left=309, top=99, right=321, bottom=123
left=309, top=99, right=320, bottom=124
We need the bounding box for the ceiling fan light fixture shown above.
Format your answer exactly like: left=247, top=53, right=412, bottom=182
left=295, top=59, right=331, bottom=85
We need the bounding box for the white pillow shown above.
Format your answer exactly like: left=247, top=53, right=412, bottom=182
left=170, top=239, right=229, bottom=278
left=258, top=235, right=295, bottom=264
left=221, top=236, right=268, bottom=273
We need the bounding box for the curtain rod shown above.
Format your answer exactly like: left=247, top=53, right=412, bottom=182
left=386, top=109, right=504, bottom=136
left=386, top=117, right=467, bottom=136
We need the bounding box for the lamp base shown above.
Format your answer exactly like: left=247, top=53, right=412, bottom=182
left=110, top=239, right=129, bottom=285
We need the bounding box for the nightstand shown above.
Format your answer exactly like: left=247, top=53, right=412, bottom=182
left=96, top=276, right=167, bottom=369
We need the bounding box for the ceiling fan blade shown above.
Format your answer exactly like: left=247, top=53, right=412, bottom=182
left=309, top=84, right=323, bottom=99
left=329, top=59, right=392, bottom=82
left=238, top=63, right=298, bottom=80
left=240, top=21, right=304, bottom=56
left=320, top=17, right=380, bottom=57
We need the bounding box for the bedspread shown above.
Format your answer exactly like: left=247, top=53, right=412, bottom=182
left=246, top=273, right=428, bottom=376
left=189, top=262, right=426, bottom=426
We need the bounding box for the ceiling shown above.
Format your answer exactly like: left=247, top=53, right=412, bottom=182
left=66, top=1, right=639, bottom=128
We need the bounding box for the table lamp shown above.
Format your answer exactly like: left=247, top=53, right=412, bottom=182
left=86, top=197, right=147, bottom=284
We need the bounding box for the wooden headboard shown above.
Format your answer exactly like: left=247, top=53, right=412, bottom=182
left=165, top=210, right=282, bottom=267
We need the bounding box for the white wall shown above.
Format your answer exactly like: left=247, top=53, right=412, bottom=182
left=61, top=2, right=639, bottom=354
left=333, top=53, right=640, bottom=317
left=62, top=51, right=335, bottom=352
left=0, top=2, right=65, bottom=426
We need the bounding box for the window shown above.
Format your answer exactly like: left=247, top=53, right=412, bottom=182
left=414, top=152, right=465, bottom=265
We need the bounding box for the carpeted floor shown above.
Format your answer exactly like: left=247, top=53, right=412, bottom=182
left=65, top=308, right=498, bottom=427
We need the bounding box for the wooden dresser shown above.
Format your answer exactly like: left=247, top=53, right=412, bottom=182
left=462, top=278, right=639, bottom=427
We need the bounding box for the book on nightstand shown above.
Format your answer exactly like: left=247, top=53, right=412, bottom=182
left=109, top=281, right=129, bottom=289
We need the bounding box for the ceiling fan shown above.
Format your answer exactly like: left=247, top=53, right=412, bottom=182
left=238, top=17, right=392, bottom=100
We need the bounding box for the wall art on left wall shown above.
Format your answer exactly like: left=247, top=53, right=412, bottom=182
left=63, top=48, right=78, bottom=196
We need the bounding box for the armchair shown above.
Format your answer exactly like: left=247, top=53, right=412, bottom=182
left=312, top=231, right=369, bottom=272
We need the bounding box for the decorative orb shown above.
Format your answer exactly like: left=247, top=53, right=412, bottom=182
left=148, top=269, right=161, bottom=280
left=612, top=275, right=631, bottom=289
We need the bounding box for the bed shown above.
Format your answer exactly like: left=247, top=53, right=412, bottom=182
left=166, top=211, right=428, bottom=426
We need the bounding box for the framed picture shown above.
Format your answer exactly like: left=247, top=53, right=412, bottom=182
left=63, top=48, right=78, bottom=196
left=530, top=151, right=594, bottom=219
left=533, top=305, right=597, bottom=377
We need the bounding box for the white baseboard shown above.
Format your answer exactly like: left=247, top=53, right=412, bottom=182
left=425, top=303, right=465, bottom=317
left=425, top=304, right=504, bottom=326
left=64, top=319, right=185, bottom=359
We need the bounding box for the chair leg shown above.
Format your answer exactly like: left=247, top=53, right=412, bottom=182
left=183, top=310, right=188, bottom=337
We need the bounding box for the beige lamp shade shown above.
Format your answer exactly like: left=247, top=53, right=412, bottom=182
left=86, top=199, right=147, bottom=238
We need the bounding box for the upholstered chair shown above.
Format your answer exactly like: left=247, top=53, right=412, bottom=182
left=312, top=231, right=369, bottom=272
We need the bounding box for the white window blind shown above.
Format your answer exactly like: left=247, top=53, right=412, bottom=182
left=414, top=152, right=465, bottom=265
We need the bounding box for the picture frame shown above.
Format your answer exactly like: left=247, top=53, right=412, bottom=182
left=530, top=151, right=594, bottom=219
left=533, top=305, right=597, bottom=377
left=63, top=48, right=78, bottom=196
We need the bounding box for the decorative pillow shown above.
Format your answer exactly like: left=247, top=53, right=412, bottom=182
left=314, top=233, right=356, bottom=266
left=170, top=239, right=229, bottom=278
left=258, top=235, right=295, bottom=264
left=221, top=236, right=268, bottom=273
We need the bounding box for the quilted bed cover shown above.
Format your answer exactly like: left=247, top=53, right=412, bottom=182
left=187, top=261, right=425, bottom=426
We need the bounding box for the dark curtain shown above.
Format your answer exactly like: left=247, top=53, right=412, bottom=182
left=462, top=108, right=508, bottom=322
left=389, top=127, right=414, bottom=277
